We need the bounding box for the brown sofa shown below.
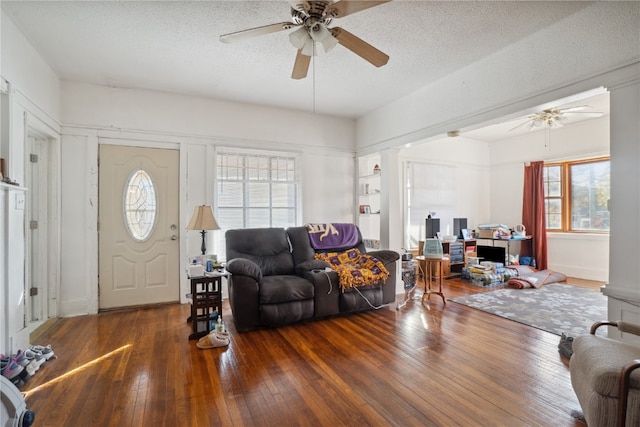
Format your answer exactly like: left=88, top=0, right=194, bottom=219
left=225, top=226, right=399, bottom=331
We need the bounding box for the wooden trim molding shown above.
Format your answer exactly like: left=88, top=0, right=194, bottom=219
left=601, top=285, right=640, bottom=306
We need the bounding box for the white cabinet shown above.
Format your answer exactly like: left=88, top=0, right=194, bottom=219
left=1, top=183, right=27, bottom=353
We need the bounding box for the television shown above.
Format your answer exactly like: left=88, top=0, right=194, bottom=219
left=477, top=245, right=506, bottom=264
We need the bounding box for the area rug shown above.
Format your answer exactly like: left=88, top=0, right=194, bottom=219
left=449, top=283, right=607, bottom=337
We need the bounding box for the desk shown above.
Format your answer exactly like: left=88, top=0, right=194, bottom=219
left=187, top=272, right=227, bottom=340
left=476, top=236, right=532, bottom=265
left=419, top=257, right=447, bottom=305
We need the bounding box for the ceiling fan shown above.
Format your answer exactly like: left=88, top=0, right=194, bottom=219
left=219, top=1, right=390, bottom=80
left=509, top=105, right=603, bottom=132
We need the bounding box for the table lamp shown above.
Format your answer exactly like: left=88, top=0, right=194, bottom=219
left=186, top=205, right=220, bottom=255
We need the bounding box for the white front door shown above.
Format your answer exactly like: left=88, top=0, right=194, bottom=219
left=98, top=145, right=180, bottom=309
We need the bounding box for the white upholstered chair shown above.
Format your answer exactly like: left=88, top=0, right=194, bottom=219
left=570, top=321, right=640, bottom=427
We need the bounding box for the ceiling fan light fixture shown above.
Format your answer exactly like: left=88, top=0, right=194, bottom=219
left=301, top=37, right=316, bottom=56
left=309, top=22, right=338, bottom=52
left=289, top=26, right=309, bottom=49
left=320, top=33, right=338, bottom=52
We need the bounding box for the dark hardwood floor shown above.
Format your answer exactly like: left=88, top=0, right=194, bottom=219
left=23, top=277, right=602, bottom=426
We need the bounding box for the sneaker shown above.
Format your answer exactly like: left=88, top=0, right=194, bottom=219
left=558, top=333, right=574, bottom=359
left=30, top=344, right=55, bottom=360
left=1, top=358, right=28, bottom=386
left=12, top=349, right=29, bottom=367
left=27, top=358, right=40, bottom=373
left=24, top=360, right=37, bottom=376
left=25, top=349, right=45, bottom=367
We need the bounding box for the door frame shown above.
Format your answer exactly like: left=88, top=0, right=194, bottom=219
left=23, top=114, right=61, bottom=329
left=58, top=130, right=215, bottom=316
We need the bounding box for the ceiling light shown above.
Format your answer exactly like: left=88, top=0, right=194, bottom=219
left=289, top=26, right=309, bottom=49
left=301, top=37, right=315, bottom=56
left=309, top=23, right=338, bottom=52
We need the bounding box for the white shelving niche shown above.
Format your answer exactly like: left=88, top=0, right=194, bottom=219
left=357, top=154, right=381, bottom=250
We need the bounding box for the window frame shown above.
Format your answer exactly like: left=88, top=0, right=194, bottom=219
left=544, top=156, right=610, bottom=234
left=214, top=147, right=301, bottom=260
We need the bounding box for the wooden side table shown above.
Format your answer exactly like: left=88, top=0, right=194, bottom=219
left=421, top=257, right=447, bottom=305
left=187, top=272, right=226, bottom=340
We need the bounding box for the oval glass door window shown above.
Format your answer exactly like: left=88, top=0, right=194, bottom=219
left=123, top=169, right=157, bottom=241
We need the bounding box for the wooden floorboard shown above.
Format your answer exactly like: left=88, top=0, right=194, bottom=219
left=22, top=277, right=600, bottom=426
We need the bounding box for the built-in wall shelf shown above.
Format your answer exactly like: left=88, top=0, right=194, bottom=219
left=357, top=154, right=381, bottom=248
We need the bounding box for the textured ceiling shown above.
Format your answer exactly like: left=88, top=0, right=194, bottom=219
left=2, top=0, right=596, bottom=121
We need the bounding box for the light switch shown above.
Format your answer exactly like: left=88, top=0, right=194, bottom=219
left=15, top=193, right=25, bottom=210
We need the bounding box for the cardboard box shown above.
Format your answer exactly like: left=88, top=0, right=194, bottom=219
left=188, top=264, right=205, bottom=277
left=478, top=229, right=495, bottom=239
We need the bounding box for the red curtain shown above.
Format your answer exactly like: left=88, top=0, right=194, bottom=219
left=522, top=161, right=548, bottom=270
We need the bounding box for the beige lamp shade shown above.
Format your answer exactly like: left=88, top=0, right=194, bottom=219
left=186, top=205, right=220, bottom=231
left=186, top=205, right=220, bottom=255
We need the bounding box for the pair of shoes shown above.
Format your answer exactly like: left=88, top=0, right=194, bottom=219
left=558, top=333, right=574, bottom=359
left=196, top=331, right=230, bottom=349
left=30, top=344, right=55, bottom=361
left=25, top=349, right=46, bottom=368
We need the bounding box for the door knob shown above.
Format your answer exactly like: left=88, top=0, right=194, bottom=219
left=171, top=235, right=177, bottom=240
left=171, top=224, right=177, bottom=230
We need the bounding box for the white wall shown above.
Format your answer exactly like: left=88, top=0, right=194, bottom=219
left=59, top=82, right=357, bottom=316
left=301, top=151, right=355, bottom=224
left=62, top=81, right=354, bottom=152
left=59, top=132, right=98, bottom=316
left=605, top=80, right=640, bottom=334
left=1, top=10, right=61, bottom=183
left=399, top=136, right=492, bottom=241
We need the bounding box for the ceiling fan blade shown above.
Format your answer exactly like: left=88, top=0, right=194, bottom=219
left=331, top=27, right=389, bottom=67
left=326, top=1, right=391, bottom=18
left=563, top=111, right=604, bottom=118
left=220, top=22, right=298, bottom=43
left=292, top=50, right=311, bottom=80
left=558, top=105, right=591, bottom=113
left=508, top=119, right=534, bottom=132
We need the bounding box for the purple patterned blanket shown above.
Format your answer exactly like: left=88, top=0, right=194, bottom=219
left=305, top=223, right=359, bottom=250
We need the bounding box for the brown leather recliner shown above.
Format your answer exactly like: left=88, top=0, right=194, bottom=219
left=225, top=226, right=399, bottom=332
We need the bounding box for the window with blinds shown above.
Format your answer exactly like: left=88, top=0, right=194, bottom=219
left=215, top=149, right=300, bottom=259
left=405, top=162, right=456, bottom=250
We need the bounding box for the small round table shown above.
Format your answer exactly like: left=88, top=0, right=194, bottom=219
left=420, top=257, right=447, bottom=305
